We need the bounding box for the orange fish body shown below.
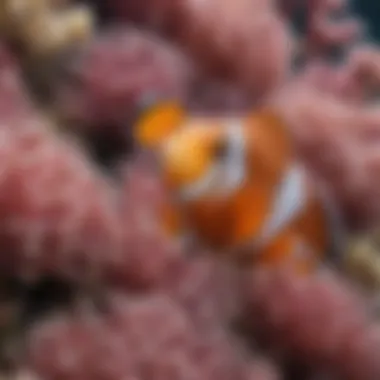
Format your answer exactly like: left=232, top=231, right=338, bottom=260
left=134, top=103, right=344, bottom=274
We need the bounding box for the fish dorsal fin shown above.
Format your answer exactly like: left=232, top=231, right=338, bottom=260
left=134, top=100, right=186, bottom=149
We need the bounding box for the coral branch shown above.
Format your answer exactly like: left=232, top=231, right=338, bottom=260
left=243, top=269, right=380, bottom=380
left=54, top=27, right=192, bottom=137
left=0, top=119, right=123, bottom=283
left=106, top=0, right=293, bottom=97
left=25, top=293, right=281, bottom=380
left=306, top=0, right=362, bottom=53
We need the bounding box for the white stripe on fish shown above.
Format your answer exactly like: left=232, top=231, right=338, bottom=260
left=233, top=163, right=308, bottom=254
left=180, top=120, right=246, bottom=201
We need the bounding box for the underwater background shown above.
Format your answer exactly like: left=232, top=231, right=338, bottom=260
left=354, top=0, right=380, bottom=41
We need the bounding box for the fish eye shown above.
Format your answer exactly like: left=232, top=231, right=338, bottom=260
left=214, top=140, right=229, bottom=161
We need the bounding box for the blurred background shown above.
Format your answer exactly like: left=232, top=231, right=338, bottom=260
left=353, top=0, right=380, bottom=41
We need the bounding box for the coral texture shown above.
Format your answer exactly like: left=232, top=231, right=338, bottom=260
left=114, top=157, right=182, bottom=290
left=25, top=294, right=281, bottom=380
left=0, top=120, right=122, bottom=283
left=243, top=268, right=380, bottom=380
left=54, top=27, right=192, bottom=132
left=103, top=0, right=294, bottom=97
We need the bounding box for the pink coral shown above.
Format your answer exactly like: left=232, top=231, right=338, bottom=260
left=106, top=0, right=293, bottom=98
left=342, top=44, right=380, bottom=99
left=0, top=119, right=123, bottom=283
left=0, top=132, right=187, bottom=290
left=170, top=0, right=293, bottom=96
left=113, top=156, right=182, bottom=289
left=161, top=256, right=242, bottom=330
left=187, top=79, right=255, bottom=115
left=54, top=27, right=193, bottom=132
left=25, top=293, right=280, bottom=380
left=289, top=44, right=380, bottom=102
left=243, top=268, right=380, bottom=380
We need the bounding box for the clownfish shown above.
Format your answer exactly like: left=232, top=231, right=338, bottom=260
left=133, top=100, right=345, bottom=274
